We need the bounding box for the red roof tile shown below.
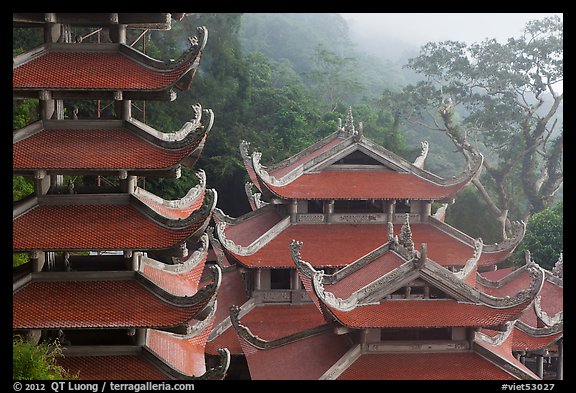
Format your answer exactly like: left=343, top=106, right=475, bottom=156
left=327, top=252, right=405, bottom=299
left=13, top=204, right=206, bottom=251
left=13, top=279, right=207, bottom=329
left=263, top=171, right=466, bottom=200
left=512, top=328, right=563, bottom=351
left=13, top=128, right=203, bottom=171
left=13, top=50, right=192, bottom=91
left=226, top=223, right=500, bottom=268
left=141, top=251, right=207, bottom=296
left=147, top=322, right=213, bottom=377
left=57, top=354, right=167, bottom=380
left=336, top=352, right=516, bottom=380
left=328, top=299, right=529, bottom=329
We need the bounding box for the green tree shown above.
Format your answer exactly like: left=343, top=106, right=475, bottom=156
left=381, top=16, right=563, bottom=240
left=13, top=336, right=77, bottom=380
left=510, top=201, right=563, bottom=270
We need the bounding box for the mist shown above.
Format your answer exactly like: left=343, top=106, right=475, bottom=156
left=340, top=13, right=563, bottom=62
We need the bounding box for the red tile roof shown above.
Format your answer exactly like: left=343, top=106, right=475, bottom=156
left=13, top=128, right=204, bottom=171
left=336, top=352, right=516, bottom=380
left=13, top=279, right=208, bottom=329
left=13, top=204, right=206, bottom=251
left=327, top=252, right=405, bottom=299
left=512, top=327, right=563, bottom=351
left=141, top=250, right=207, bottom=296
left=225, top=223, right=504, bottom=268
left=263, top=171, right=467, bottom=200
left=328, top=299, right=529, bottom=329
left=147, top=322, right=213, bottom=377
left=232, top=305, right=351, bottom=380
left=57, top=354, right=168, bottom=380
left=13, top=49, right=193, bottom=91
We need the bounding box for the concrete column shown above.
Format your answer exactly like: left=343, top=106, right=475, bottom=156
left=135, top=328, right=146, bottom=346
left=557, top=339, right=563, bottom=380
left=291, top=270, right=301, bottom=290
left=109, top=23, right=127, bottom=44
left=34, top=171, right=51, bottom=196
left=423, top=201, right=432, bottom=221
left=536, top=354, right=544, bottom=379
left=40, top=91, right=55, bottom=120
left=120, top=175, right=137, bottom=193
left=121, top=99, right=132, bottom=120
left=388, top=200, right=396, bottom=221
left=30, top=250, right=45, bottom=272
left=44, top=22, right=61, bottom=43
left=289, top=199, right=298, bottom=222
left=254, top=269, right=262, bottom=290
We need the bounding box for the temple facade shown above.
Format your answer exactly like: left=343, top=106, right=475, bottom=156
left=13, top=13, right=229, bottom=379
left=208, top=109, right=563, bottom=380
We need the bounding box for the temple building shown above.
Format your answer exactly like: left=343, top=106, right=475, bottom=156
left=208, top=109, right=563, bottom=380
left=13, top=13, right=229, bottom=379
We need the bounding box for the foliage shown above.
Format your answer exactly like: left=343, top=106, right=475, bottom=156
left=509, top=201, right=563, bottom=270
left=13, top=176, right=34, bottom=202
left=382, top=16, right=563, bottom=238
left=13, top=253, right=30, bottom=268
left=13, top=336, right=77, bottom=380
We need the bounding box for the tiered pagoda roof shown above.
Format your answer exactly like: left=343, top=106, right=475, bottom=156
left=214, top=205, right=524, bottom=269
left=13, top=25, right=207, bottom=101
left=13, top=177, right=216, bottom=257
left=240, top=116, right=482, bottom=202
left=13, top=13, right=228, bottom=380
left=13, top=104, right=213, bottom=178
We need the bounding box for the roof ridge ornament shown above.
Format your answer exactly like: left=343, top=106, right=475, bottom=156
left=344, top=106, right=355, bottom=135
left=552, top=252, right=563, bottom=280
left=413, top=141, right=429, bottom=169
left=454, top=237, right=483, bottom=280
left=399, top=213, right=415, bottom=255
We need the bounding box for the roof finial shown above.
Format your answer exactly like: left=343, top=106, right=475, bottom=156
left=344, top=106, right=355, bottom=135
left=399, top=213, right=415, bottom=254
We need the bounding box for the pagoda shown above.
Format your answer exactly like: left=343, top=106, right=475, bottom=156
left=13, top=13, right=229, bottom=379
left=208, top=108, right=563, bottom=380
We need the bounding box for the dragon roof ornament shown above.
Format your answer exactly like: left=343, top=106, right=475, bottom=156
left=413, top=141, right=429, bottom=169
left=454, top=238, right=483, bottom=280
left=245, top=182, right=268, bottom=211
